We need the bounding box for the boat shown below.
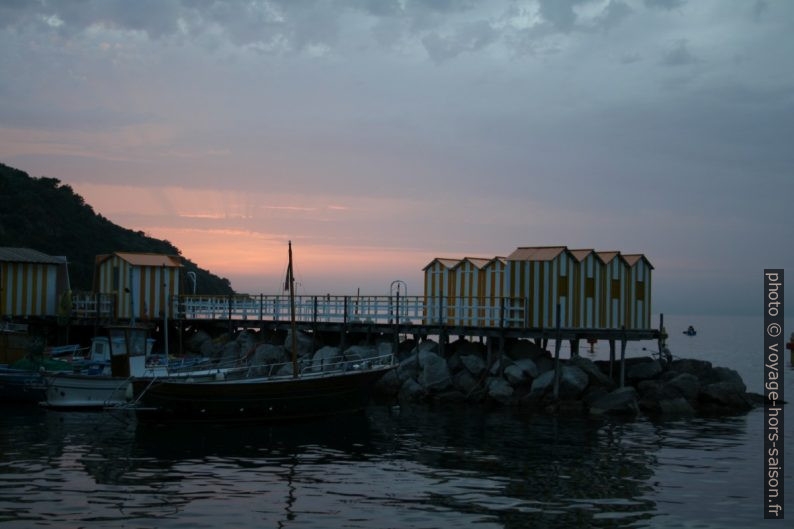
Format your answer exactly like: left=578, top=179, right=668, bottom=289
left=132, top=241, right=395, bottom=423
left=41, top=326, right=232, bottom=409
left=683, top=325, right=696, bottom=336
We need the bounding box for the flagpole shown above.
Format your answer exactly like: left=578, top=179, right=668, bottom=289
left=288, top=240, right=299, bottom=378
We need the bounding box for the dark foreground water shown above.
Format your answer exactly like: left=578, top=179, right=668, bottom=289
left=0, top=314, right=791, bottom=528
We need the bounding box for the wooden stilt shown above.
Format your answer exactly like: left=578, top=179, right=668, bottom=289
left=620, top=327, right=627, bottom=388
left=609, top=339, right=616, bottom=379
left=552, top=304, right=562, bottom=400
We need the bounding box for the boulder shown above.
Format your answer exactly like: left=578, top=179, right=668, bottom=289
left=699, top=382, right=753, bottom=411
left=416, top=340, right=439, bottom=355
left=284, top=329, right=314, bottom=357
left=535, top=356, right=554, bottom=375
left=399, top=378, right=426, bottom=402
left=200, top=339, right=220, bottom=359
left=251, top=344, right=287, bottom=366
left=187, top=330, right=212, bottom=352
left=460, top=354, right=487, bottom=378
left=704, top=367, right=746, bottom=391
left=530, top=370, right=554, bottom=396
left=219, top=341, right=241, bottom=363
left=377, top=342, right=394, bottom=359
left=504, top=363, right=530, bottom=386
left=658, top=397, right=696, bottom=416
left=670, top=359, right=713, bottom=379
left=589, top=387, right=639, bottom=416
left=454, top=340, right=486, bottom=357
left=487, top=377, right=514, bottom=405
left=452, top=370, right=480, bottom=396
left=489, top=358, right=510, bottom=376
left=344, top=345, right=377, bottom=361
left=311, top=346, right=341, bottom=372
left=506, top=339, right=546, bottom=361
left=558, top=365, right=589, bottom=399
left=397, top=354, right=420, bottom=383
left=570, top=356, right=612, bottom=387
left=446, top=353, right=464, bottom=374
left=513, top=358, right=540, bottom=379
left=418, top=352, right=453, bottom=392
left=582, top=386, right=609, bottom=406
left=373, top=369, right=401, bottom=396
left=665, top=373, right=700, bottom=401
left=627, top=359, right=662, bottom=381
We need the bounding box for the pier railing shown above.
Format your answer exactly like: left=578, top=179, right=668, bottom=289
left=174, top=294, right=531, bottom=328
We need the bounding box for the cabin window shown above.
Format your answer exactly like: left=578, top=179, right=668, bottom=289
left=636, top=281, right=645, bottom=300
left=112, top=266, right=120, bottom=290
left=585, top=277, right=595, bottom=298
left=557, top=275, right=568, bottom=295
left=611, top=279, right=621, bottom=298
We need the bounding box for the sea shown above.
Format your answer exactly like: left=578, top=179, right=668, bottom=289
left=0, top=314, right=791, bottom=529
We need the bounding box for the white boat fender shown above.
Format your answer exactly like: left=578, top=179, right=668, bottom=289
left=215, top=372, right=225, bottom=381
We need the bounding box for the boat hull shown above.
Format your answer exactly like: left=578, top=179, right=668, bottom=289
left=133, top=366, right=394, bottom=423
left=0, top=368, right=47, bottom=403
left=41, top=372, right=132, bottom=409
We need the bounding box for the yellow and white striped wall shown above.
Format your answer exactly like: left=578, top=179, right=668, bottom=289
left=0, top=261, right=61, bottom=317
left=95, top=253, right=181, bottom=321
left=422, top=258, right=460, bottom=324
left=504, top=248, right=577, bottom=329
left=570, top=250, right=603, bottom=329
left=624, top=254, right=653, bottom=329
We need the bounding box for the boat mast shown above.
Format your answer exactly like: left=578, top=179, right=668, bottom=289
left=288, top=240, right=299, bottom=378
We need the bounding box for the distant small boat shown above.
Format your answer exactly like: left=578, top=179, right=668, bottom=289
left=683, top=325, right=696, bottom=336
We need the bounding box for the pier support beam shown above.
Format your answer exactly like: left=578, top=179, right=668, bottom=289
left=569, top=338, right=579, bottom=358
left=609, top=339, right=616, bottom=379
left=619, top=329, right=627, bottom=388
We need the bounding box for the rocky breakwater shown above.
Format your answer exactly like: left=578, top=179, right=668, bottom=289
left=374, top=337, right=765, bottom=418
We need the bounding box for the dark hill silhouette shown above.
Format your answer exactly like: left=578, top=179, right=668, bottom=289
left=0, top=162, right=233, bottom=295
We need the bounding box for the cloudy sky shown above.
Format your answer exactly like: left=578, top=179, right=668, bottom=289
left=1, top=0, right=791, bottom=314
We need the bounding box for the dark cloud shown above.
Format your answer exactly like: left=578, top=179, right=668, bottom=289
left=644, top=0, right=686, bottom=10
left=422, top=20, right=498, bottom=63
left=536, top=0, right=586, bottom=33
left=661, top=39, right=698, bottom=66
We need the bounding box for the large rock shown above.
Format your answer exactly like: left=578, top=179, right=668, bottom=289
left=453, top=370, right=480, bottom=396
left=374, top=369, right=401, bottom=396
left=200, top=338, right=220, bottom=358
left=460, top=354, right=487, bottom=378
left=670, top=359, right=713, bottom=379
left=433, top=390, right=467, bottom=403
left=513, top=358, right=540, bottom=379
left=627, top=359, right=662, bottom=381
left=399, top=378, right=426, bottom=402
left=219, top=341, right=241, bottom=363
left=446, top=353, right=464, bottom=373
left=397, top=354, right=420, bottom=382
left=187, top=330, right=212, bottom=352
left=311, top=346, right=341, bottom=372
left=704, top=367, right=746, bottom=391
left=418, top=352, right=453, bottom=392
left=506, top=339, right=546, bottom=360
left=570, top=356, right=612, bottom=387
left=284, top=330, right=314, bottom=357
left=487, top=377, right=514, bottom=404
left=530, top=370, right=554, bottom=396
left=251, top=344, right=288, bottom=366
left=558, top=365, right=589, bottom=399
left=454, top=340, right=486, bottom=357
left=415, top=340, right=439, bottom=355
left=504, top=363, right=530, bottom=385
left=344, top=345, right=377, bottom=361
left=590, top=387, right=639, bottom=416
left=699, top=382, right=753, bottom=411
left=665, top=373, right=700, bottom=401
left=658, top=397, right=695, bottom=416
left=535, top=356, right=554, bottom=375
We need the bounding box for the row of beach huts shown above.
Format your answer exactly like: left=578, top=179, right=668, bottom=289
left=0, top=247, right=181, bottom=321
left=423, top=246, right=653, bottom=330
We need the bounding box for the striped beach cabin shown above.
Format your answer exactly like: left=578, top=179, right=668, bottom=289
left=450, top=257, right=496, bottom=326
left=505, top=247, right=577, bottom=329
left=94, top=252, right=182, bottom=321
left=569, top=249, right=604, bottom=329
left=0, top=247, right=70, bottom=318
left=596, top=251, right=630, bottom=329
left=422, top=258, right=460, bottom=324
left=623, top=254, right=653, bottom=329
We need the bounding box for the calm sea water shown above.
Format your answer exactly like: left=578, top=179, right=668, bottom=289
left=0, top=314, right=791, bottom=529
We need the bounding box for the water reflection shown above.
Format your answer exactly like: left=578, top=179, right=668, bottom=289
left=0, top=403, right=761, bottom=529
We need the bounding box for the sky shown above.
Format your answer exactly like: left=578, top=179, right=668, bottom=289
left=1, top=0, right=792, bottom=315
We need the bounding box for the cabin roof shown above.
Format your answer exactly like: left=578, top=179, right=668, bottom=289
left=595, top=251, right=622, bottom=264
left=0, top=247, right=66, bottom=265
left=622, top=253, right=654, bottom=269
left=452, top=257, right=493, bottom=270
left=422, top=258, right=461, bottom=270
left=96, top=252, right=183, bottom=268
left=568, top=249, right=594, bottom=262
left=507, top=246, right=568, bottom=261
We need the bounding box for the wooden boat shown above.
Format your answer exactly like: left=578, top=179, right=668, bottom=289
left=132, top=241, right=395, bottom=423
